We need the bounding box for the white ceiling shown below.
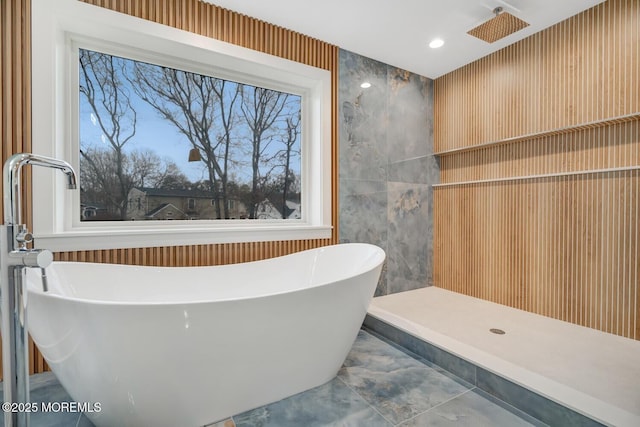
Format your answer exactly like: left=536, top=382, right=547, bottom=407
left=206, top=0, right=605, bottom=79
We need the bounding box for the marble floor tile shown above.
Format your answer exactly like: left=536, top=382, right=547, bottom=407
left=338, top=331, right=472, bottom=425
left=3, top=330, right=540, bottom=427
left=233, top=377, right=391, bottom=427
left=398, top=389, right=543, bottom=427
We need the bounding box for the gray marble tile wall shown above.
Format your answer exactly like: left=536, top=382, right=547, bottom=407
left=338, top=49, right=438, bottom=296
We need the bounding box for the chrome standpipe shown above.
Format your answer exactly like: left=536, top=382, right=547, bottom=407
left=1, top=153, right=77, bottom=427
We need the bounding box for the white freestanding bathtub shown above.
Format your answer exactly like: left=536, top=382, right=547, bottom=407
left=25, top=243, right=385, bottom=427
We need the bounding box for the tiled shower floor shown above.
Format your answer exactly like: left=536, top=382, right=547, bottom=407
left=1, top=330, right=543, bottom=427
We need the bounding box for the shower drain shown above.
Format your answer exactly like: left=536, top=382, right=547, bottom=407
left=489, top=328, right=506, bottom=335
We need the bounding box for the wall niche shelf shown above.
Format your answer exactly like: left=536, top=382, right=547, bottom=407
left=434, top=112, right=640, bottom=157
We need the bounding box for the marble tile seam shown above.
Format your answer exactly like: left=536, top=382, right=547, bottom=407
left=340, top=177, right=388, bottom=182
left=334, top=374, right=395, bottom=426
left=341, top=190, right=389, bottom=195
left=388, top=154, right=436, bottom=165
left=394, top=387, right=478, bottom=427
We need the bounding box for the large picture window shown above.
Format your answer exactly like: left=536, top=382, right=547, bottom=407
left=79, top=48, right=302, bottom=222
left=31, top=0, right=331, bottom=251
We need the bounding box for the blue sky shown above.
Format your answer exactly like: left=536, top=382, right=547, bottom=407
left=80, top=96, right=208, bottom=182
left=78, top=49, right=301, bottom=185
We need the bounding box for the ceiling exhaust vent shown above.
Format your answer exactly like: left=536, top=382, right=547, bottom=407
left=467, top=7, right=529, bottom=43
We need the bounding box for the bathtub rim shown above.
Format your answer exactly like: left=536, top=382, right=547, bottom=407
left=26, top=243, right=385, bottom=307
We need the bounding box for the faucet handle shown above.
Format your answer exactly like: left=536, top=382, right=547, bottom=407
left=16, top=230, right=33, bottom=244
left=27, top=250, right=53, bottom=269
left=9, top=249, right=53, bottom=269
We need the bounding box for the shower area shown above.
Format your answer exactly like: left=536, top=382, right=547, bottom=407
left=339, top=0, right=639, bottom=425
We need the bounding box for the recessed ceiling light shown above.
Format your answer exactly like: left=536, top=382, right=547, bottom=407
left=360, top=82, right=372, bottom=89
left=429, top=38, right=445, bottom=49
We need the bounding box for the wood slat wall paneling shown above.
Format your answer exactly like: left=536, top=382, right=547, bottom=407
left=1, top=0, right=40, bottom=380
left=434, top=0, right=639, bottom=153
left=0, top=0, right=338, bottom=377
left=434, top=171, right=639, bottom=338
left=435, top=112, right=640, bottom=157
left=434, top=0, right=640, bottom=340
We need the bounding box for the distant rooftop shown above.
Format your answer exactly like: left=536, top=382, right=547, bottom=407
left=135, top=187, right=215, bottom=199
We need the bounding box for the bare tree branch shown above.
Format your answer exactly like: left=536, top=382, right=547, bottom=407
left=79, top=49, right=138, bottom=218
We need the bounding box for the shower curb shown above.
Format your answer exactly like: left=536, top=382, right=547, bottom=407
left=363, top=314, right=605, bottom=427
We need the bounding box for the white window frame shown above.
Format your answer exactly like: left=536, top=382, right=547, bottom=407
left=31, top=0, right=332, bottom=251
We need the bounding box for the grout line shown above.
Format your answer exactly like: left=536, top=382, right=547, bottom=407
left=335, top=374, right=395, bottom=427
left=388, top=154, right=434, bottom=165
left=471, top=388, right=550, bottom=427
left=395, top=388, right=477, bottom=426
left=348, top=330, right=480, bottom=426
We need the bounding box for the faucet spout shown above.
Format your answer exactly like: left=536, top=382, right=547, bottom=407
left=3, top=153, right=78, bottom=226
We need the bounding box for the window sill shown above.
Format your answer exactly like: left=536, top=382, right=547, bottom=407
left=34, top=225, right=333, bottom=252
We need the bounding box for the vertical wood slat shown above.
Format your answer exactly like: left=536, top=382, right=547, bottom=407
left=1, top=0, right=339, bottom=378
left=83, top=0, right=336, bottom=71
left=434, top=0, right=639, bottom=152
left=439, top=119, right=640, bottom=183
left=434, top=0, right=640, bottom=340
left=1, top=0, right=43, bottom=378
left=433, top=171, right=640, bottom=339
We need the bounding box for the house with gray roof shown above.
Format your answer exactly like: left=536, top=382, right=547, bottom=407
left=127, top=187, right=247, bottom=220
